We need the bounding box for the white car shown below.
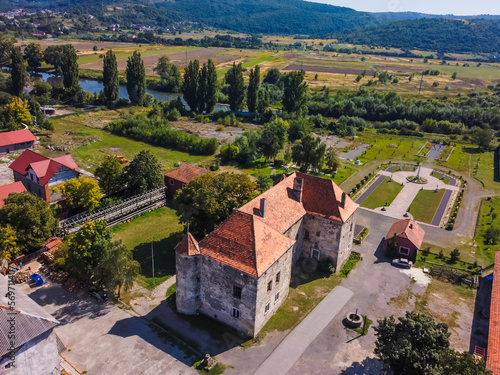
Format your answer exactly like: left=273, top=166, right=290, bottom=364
left=392, top=258, right=413, bottom=269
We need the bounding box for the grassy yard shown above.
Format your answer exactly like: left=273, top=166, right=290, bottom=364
left=473, top=197, right=500, bottom=265
left=38, top=110, right=209, bottom=173
left=112, top=207, right=184, bottom=288
left=361, top=177, right=404, bottom=209
left=417, top=141, right=433, bottom=157
left=437, top=145, right=455, bottom=161
left=408, top=189, right=446, bottom=223
left=430, top=171, right=450, bottom=185
left=415, top=251, right=480, bottom=273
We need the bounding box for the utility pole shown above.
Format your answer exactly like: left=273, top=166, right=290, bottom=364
left=418, top=72, right=424, bottom=95
left=151, top=240, right=155, bottom=286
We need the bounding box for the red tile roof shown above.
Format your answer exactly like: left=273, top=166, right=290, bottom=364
left=0, top=181, right=26, bottom=208
left=386, top=219, right=425, bottom=249
left=9, top=150, right=79, bottom=185
left=0, top=129, right=36, bottom=148
left=42, top=238, right=62, bottom=253
left=164, top=163, right=208, bottom=184
left=488, top=251, right=500, bottom=374
left=175, top=232, right=200, bottom=256
left=240, top=172, right=358, bottom=233
left=198, top=211, right=295, bottom=277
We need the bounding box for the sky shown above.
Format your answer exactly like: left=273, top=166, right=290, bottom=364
left=309, top=0, right=500, bottom=15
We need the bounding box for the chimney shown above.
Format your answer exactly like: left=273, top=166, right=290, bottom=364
left=293, top=178, right=303, bottom=203
left=341, top=192, right=346, bottom=208
left=260, top=198, right=267, bottom=219
left=409, top=223, right=413, bottom=229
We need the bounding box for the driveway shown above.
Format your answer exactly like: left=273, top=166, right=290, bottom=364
left=17, top=281, right=196, bottom=375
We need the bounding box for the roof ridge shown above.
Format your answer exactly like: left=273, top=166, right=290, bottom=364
left=250, top=215, right=258, bottom=274
left=0, top=305, right=59, bottom=325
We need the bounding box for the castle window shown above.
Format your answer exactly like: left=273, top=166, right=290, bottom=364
left=233, top=285, right=242, bottom=299
left=316, top=231, right=321, bottom=237
left=232, top=307, right=240, bottom=319
left=304, top=230, right=310, bottom=240
left=275, top=292, right=280, bottom=302
left=275, top=272, right=280, bottom=284
left=169, top=178, right=174, bottom=185
left=267, top=280, right=272, bottom=292
left=264, top=302, right=270, bottom=314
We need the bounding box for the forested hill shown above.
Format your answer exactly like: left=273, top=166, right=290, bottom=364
left=163, top=0, right=377, bottom=35
left=336, top=18, right=500, bottom=53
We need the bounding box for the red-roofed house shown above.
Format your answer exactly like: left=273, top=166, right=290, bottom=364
left=0, top=129, right=36, bottom=154
left=175, top=172, right=358, bottom=337
left=164, top=163, right=208, bottom=197
left=487, top=251, right=500, bottom=375
left=0, top=181, right=27, bottom=208
left=9, top=150, right=80, bottom=202
left=384, top=219, right=425, bottom=260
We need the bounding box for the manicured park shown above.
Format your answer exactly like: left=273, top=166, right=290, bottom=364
left=361, top=177, right=403, bottom=209
left=408, top=189, right=446, bottom=223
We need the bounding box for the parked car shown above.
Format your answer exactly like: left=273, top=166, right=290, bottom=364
left=392, top=258, right=413, bottom=269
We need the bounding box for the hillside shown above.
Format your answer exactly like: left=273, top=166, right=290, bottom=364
left=336, top=18, right=500, bottom=53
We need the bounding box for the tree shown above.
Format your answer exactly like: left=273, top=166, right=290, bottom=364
left=43, top=45, right=63, bottom=75
left=257, top=174, right=273, bottom=192
left=103, top=50, right=119, bottom=103
left=225, top=62, right=245, bottom=111
left=126, top=51, right=146, bottom=105
left=452, top=72, right=457, bottom=80
left=325, top=147, right=339, bottom=172
left=282, top=70, right=307, bottom=113
left=122, top=150, right=163, bottom=195
left=471, top=128, right=493, bottom=151
left=0, top=225, right=20, bottom=262
left=219, top=144, right=239, bottom=161
left=437, top=349, right=492, bottom=375
left=10, top=47, right=27, bottom=96
left=57, top=177, right=102, bottom=212
left=173, top=172, right=257, bottom=237
left=450, top=248, right=460, bottom=263
left=0, top=34, right=15, bottom=66
left=0, top=192, right=58, bottom=251
left=66, top=220, right=111, bottom=284
left=60, top=45, right=79, bottom=89
left=374, top=311, right=450, bottom=375
left=256, top=87, right=270, bottom=114
left=291, top=135, right=326, bottom=172
left=197, top=62, right=208, bottom=113
left=386, top=233, right=398, bottom=256
left=204, top=59, right=218, bottom=113
left=95, top=156, right=123, bottom=196
left=484, top=226, right=500, bottom=245
left=263, top=68, right=283, bottom=86
left=154, top=55, right=182, bottom=93
left=5, top=97, right=31, bottom=125
left=24, top=43, right=43, bottom=73
left=182, top=59, right=200, bottom=112
left=247, top=65, right=260, bottom=113
left=96, top=240, right=139, bottom=297
left=257, top=118, right=289, bottom=161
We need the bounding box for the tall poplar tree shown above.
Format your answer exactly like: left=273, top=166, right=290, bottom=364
left=247, top=65, right=260, bottom=113
left=23, top=43, right=43, bottom=73
left=198, top=63, right=208, bottom=113
left=61, top=45, right=79, bottom=89
left=204, top=59, right=218, bottom=113
left=282, top=70, right=308, bottom=113
left=225, top=62, right=245, bottom=111
left=10, top=47, right=27, bottom=96
left=126, top=51, right=146, bottom=105
left=182, top=59, right=200, bottom=112
left=103, top=50, right=119, bottom=103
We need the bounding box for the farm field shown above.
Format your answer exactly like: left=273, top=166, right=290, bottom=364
left=408, top=189, right=446, bottom=223
left=361, top=177, right=403, bottom=209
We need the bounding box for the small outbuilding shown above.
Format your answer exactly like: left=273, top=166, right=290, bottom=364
left=384, top=219, right=425, bottom=260
left=164, top=163, right=208, bottom=197
left=0, top=128, right=36, bottom=154
left=0, top=181, right=27, bottom=208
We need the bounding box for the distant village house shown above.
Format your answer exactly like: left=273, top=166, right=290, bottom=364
left=164, top=163, right=208, bottom=197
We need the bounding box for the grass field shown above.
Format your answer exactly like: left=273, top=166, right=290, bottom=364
left=417, top=141, right=433, bottom=157
left=38, top=110, right=209, bottom=173
left=431, top=171, right=450, bottom=185
left=473, top=197, right=500, bottom=265
left=408, top=189, right=446, bottom=223
left=361, top=177, right=404, bottom=209
left=111, top=207, right=184, bottom=288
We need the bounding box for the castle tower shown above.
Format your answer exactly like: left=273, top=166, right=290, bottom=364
left=175, top=232, right=201, bottom=315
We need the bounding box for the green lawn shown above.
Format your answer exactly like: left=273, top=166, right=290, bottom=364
left=417, top=141, right=433, bottom=157
left=361, top=177, right=404, bottom=209
left=415, top=251, right=480, bottom=273
left=408, top=189, right=446, bottom=223
left=430, top=171, right=450, bottom=184
left=40, top=110, right=209, bottom=173
left=437, top=145, right=454, bottom=161
left=112, top=207, right=184, bottom=288
left=473, top=197, right=500, bottom=265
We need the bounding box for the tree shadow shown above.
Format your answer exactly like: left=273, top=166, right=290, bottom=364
left=341, top=356, right=388, bottom=375
left=132, top=231, right=184, bottom=279
left=469, top=276, right=492, bottom=355
left=494, top=146, right=500, bottom=182
left=462, top=147, right=482, bottom=155
left=372, top=239, right=391, bottom=265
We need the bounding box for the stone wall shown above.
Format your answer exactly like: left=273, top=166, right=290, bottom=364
left=175, top=253, right=201, bottom=315
left=336, top=213, right=357, bottom=272
left=254, top=247, right=293, bottom=335
left=283, top=217, right=304, bottom=265
left=198, top=257, right=258, bottom=337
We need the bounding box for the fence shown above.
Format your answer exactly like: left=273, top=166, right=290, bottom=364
left=60, top=187, right=166, bottom=233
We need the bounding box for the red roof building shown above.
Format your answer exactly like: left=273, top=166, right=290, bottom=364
left=0, top=181, right=27, bottom=208
left=384, top=219, right=425, bottom=260
left=0, top=129, right=36, bottom=154
left=164, top=163, right=208, bottom=197
left=9, top=150, right=80, bottom=202
left=488, top=251, right=500, bottom=375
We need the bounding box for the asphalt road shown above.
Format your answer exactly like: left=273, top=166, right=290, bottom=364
left=431, top=189, right=452, bottom=226
left=356, top=176, right=385, bottom=204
